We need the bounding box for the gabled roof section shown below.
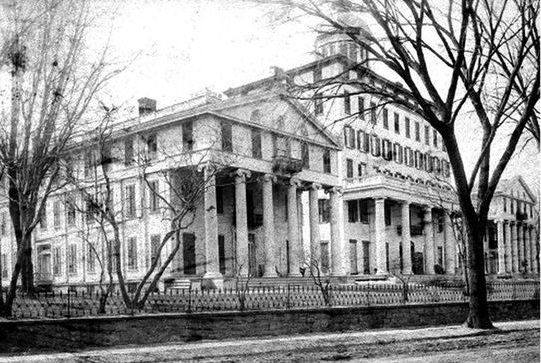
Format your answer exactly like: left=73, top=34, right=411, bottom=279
left=496, top=175, right=537, bottom=203
left=212, top=90, right=341, bottom=149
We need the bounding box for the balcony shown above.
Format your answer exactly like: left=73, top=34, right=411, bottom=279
left=396, top=224, right=424, bottom=236
left=272, top=155, right=303, bottom=175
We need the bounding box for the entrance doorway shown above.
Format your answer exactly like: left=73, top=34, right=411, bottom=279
left=183, top=233, right=196, bottom=275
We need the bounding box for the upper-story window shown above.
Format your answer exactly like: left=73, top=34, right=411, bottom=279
left=394, top=113, right=400, bottom=134
left=382, top=108, right=389, bottom=129
left=424, top=153, right=433, bottom=172
left=182, top=121, right=194, bottom=151
left=370, top=102, right=377, bottom=124
left=39, top=203, right=47, bottom=230
left=414, top=150, right=424, bottom=169
left=405, top=117, right=411, bottom=138
left=318, top=199, right=330, bottom=223
left=370, top=135, right=381, bottom=156
left=344, top=126, right=355, bottom=148
left=393, top=143, right=403, bottom=163
left=67, top=194, right=76, bottom=226
left=251, top=128, right=262, bottom=159
left=124, top=184, right=136, bottom=219
left=146, top=133, right=157, bottom=160
left=313, top=67, right=322, bottom=82
left=503, top=197, right=507, bottom=212
left=314, top=93, right=324, bottom=115
left=301, top=142, right=310, bottom=169
left=346, top=159, right=354, bottom=178
left=424, top=126, right=430, bottom=146
left=148, top=181, right=159, bottom=213
left=53, top=200, right=61, bottom=229
left=358, top=163, right=367, bottom=176
left=84, top=150, right=94, bottom=179
left=433, top=130, right=438, bottom=148
left=344, top=91, right=351, bottom=115
left=124, top=136, right=134, bottom=166
left=221, top=122, right=233, bottom=152
left=358, top=97, right=365, bottom=120
left=382, top=139, right=392, bottom=160
left=415, top=122, right=420, bottom=142
left=323, top=149, right=331, bottom=173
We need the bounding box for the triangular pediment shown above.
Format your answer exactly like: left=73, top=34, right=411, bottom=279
left=497, top=176, right=537, bottom=203
left=213, top=93, right=340, bottom=149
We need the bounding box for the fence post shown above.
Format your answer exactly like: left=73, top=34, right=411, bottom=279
left=187, top=284, right=192, bottom=313
left=67, top=290, right=71, bottom=319
left=286, top=284, right=290, bottom=310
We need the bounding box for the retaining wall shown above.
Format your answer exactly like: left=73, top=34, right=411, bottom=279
left=0, top=300, right=538, bottom=354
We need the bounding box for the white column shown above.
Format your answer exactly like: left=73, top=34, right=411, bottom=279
left=329, top=187, right=345, bottom=275
left=262, top=174, right=277, bottom=277
left=375, top=198, right=387, bottom=275
left=234, top=169, right=250, bottom=276
left=444, top=211, right=456, bottom=274
left=511, top=222, right=519, bottom=273
left=504, top=221, right=512, bottom=272
left=524, top=224, right=531, bottom=274
left=518, top=222, right=525, bottom=272
left=401, top=201, right=412, bottom=274
left=496, top=219, right=506, bottom=275
left=424, top=207, right=435, bottom=274
left=203, top=165, right=221, bottom=279
left=530, top=227, right=538, bottom=274
left=287, top=178, right=301, bottom=276
left=309, top=183, right=321, bottom=268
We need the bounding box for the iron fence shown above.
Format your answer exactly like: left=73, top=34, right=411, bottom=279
left=2, top=280, right=538, bottom=320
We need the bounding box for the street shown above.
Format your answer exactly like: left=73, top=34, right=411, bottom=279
left=1, top=320, right=538, bottom=362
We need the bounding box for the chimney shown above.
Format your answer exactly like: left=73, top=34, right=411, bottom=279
left=137, top=97, right=157, bottom=116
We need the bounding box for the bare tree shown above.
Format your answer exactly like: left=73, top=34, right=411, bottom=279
left=264, top=0, right=539, bottom=328
left=0, top=0, right=120, bottom=316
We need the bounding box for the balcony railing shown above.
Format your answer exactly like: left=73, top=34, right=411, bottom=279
left=272, top=155, right=303, bottom=175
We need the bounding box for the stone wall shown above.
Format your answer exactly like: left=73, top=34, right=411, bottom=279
left=0, top=300, right=538, bottom=354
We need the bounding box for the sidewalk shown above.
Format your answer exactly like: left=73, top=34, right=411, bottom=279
left=1, top=320, right=539, bottom=362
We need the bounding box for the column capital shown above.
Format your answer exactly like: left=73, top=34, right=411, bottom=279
left=310, top=182, right=322, bottom=191
left=400, top=199, right=411, bottom=206
left=233, top=168, right=251, bottom=180
left=262, top=173, right=277, bottom=183
left=197, top=161, right=216, bottom=174
left=325, top=186, right=343, bottom=195
left=289, top=177, right=301, bottom=187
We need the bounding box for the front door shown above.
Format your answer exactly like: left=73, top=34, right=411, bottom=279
left=183, top=233, right=196, bottom=275
left=362, top=240, right=370, bottom=274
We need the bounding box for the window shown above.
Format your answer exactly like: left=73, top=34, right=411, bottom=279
left=503, top=197, right=507, bottom=212
left=358, top=97, right=365, bottom=119
left=356, top=130, right=363, bottom=150
left=344, top=91, right=351, bottom=115
left=346, top=159, right=354, bottom=178
left=251, top=128, right=262, bottom=158
left=344, top=126, right=355, bottom=148
left=384, top=203, right=391, bottom=226
left=146, top=133, right=157, bottom=160
left=84, top=150, right=94, bottom=178
left=360, top=200, right=369, bottom=223
left=358, top=163, right=367, bottom=177
left=1, top=253, right=7, bottom=278
left=424, top=125, right=430, bottom=145
left=53, top=247, right=62, bottom=276
left=313, top=67, right=322, bottom=82
left=68, top=244, right=77, bottom=274
left=443, top=160, right=451, bottom=177
left=301, top=142, right=310, bottom=168
left=370, top=135, right=381, bottom=156
left=182, top=121, right=194, bottom=151
left=148, top=181, right=159, bottom=212
left=216, top=186, right=224, bottom=214
left=433, top=130, right=438, bottom=148
left=314, top=93, right=324, bottom=115
left=39, top=204, right=47, bottom=230
left=362, top=132, right=370, bottom=153
left=127, top=237, right=138, bottom=270
left=221, top=122, right=233, bottom=152
left=382, top=108, right=389, bottom=129
left=87, top=243, right=96, bottom=273
left=124, top=137, right=134, bottom=166
left=53, top=200, right=61, bottom=229
left=318, top=199, right=330, bottom=223
left=438, top=246, right=443, bottom=266
left=348, top=200, right=359, bottom=222
left=370, top=102, right=377, bottom=124
left=382, top=139, right=392, bottom=160
left=323, top=149, right=331, bottom=173
left=510, top=199, right=514, bottom=213
left=125, top=184, right=136, bottom=218
left=394, top=113, right=400, bottom=134
left=414, top=150, right=424, bottom=169
left=415, top=121, right=420, bottom=141
left=0, top=213, right=6, bottom=236
left=433, top=157, right=441, bottom=174
left=150, top=234, right=161, bottom=268
left=424, top=153, right=433, bottom=172
left=393, top=143, right=403, bottom=163
left=405, top=117, right=411, bottom=138
left=67, top=195, right=76, bottom=226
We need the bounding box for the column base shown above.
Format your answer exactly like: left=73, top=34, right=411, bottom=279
left=201, top=272, right=224, bottom=290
